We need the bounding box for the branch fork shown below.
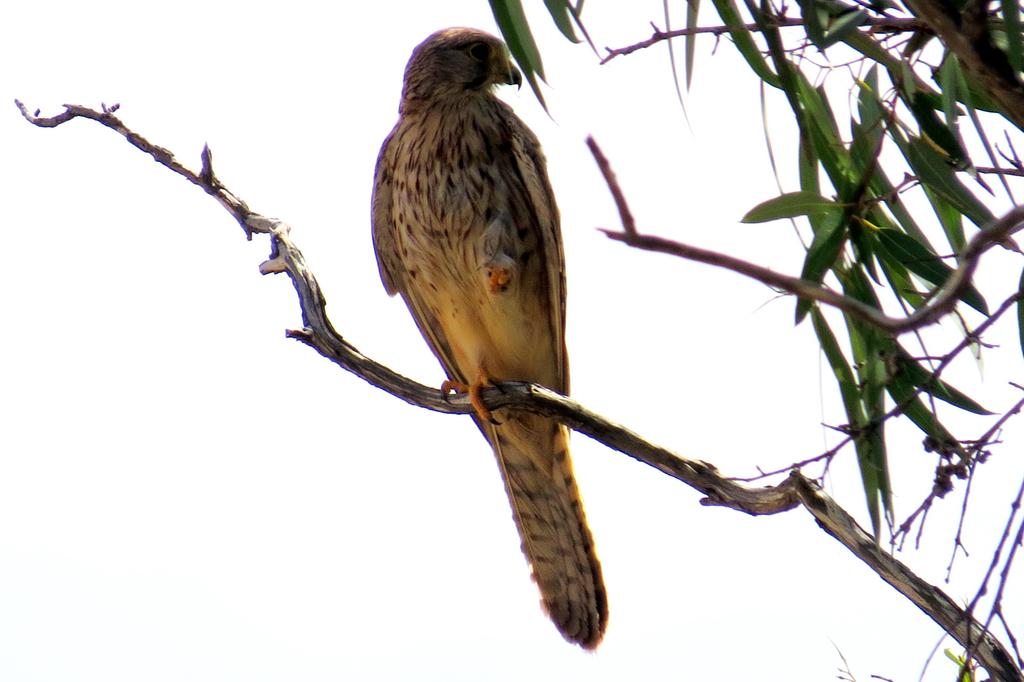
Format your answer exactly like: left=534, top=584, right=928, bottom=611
left=16, top=101, right=1022, bottom=681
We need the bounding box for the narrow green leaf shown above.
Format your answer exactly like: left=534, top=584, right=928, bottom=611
left=850, top=120, right=882, bottom=175
left=663, top=0, right=691, bottom=120
left=709, top=0, right=781, bottom=87
left=946, top=51, right=1001, bottom=112
left=799, top=131, right=820, bottom=197
left=844, top=29, right=903, bottom=72
left=1018, top=266, right=1024, bottom=360
left=823, top=8, right=867, bottom=47
left=796, top=211, right=846, bottom=322
left=893, top=348, right=992, bottom=414
left=886, top=371, right=960, bottom=450
left=873, top=244, right=925, bottom=308
left=544, top=0, right=581, bottom=42
left=855, top=80, right=936, bottom=246
left=875, top=228, right=989, bottom=314
left=685, top=0, right=701, bottom=88
left=854, top=425, right=886, bottom=536
left=926, top=186, right=966, bottom=252
left=1004, top=0, right=1024, bottom=75
left=796, top=75, right=856, bottom=198
left=899, top=59, right=918, bottom=99
left=945, top=49, right=1014, bottom=204
left=857, top=65, right=883, bottom=128
left=490, top=0, right=548, bottom=109
left=742, top=191, right=840, bottom=222
left=906, top=92, right=968, bottom=167
left=802, top=213, right=846, bottom=280
left=797, top=0, right=827, bottom=48
left=843, top=315, right=893, bottom=535
left=812, top=309, right=866, bottom=423
left=904, top=137, right=996, bottom=228
left=938, top=54, right=960, bottom=126
left=843, top=264, right=884, bottom=309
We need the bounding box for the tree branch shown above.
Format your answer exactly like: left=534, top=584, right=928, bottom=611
left=601, top=17, right=927, bottom=64
left=585, top=135, right=1024, bottom=336
left=15, top=101, right=1022, bottom=682
left=906, top=0, right=1024, bottom=132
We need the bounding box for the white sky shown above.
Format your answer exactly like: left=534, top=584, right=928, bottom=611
left=2, top=1, right=1022, bottom=680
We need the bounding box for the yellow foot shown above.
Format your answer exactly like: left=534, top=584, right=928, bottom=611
left=485, top=266, right=512, bottom=293
left=442, top=373, right=500, bottom=424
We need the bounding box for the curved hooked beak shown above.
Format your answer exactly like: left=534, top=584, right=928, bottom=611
left=505, top=63, right=522, bottom=89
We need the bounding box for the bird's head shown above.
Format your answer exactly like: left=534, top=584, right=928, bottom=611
left=400, top=28, right=522, bottom=108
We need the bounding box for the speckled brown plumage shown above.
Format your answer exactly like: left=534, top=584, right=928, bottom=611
left=371, top=27, right=607, bottom=648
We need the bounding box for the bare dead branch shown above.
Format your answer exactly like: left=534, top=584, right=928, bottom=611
left=15, top=100, right=1023, bottom=682
left=585, top=136, right=1024, bottom=336
left=585, top=136, right=636, bottom=236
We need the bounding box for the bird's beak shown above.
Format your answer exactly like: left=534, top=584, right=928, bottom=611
left=507, top=64, right=522, bottom=89
left=496, top=52, right=522, bottom=89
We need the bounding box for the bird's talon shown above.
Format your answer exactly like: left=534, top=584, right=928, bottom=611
left=441, top=379, right=463, bottom=397
left=486, top=266, right=512, bottom=293
left=440, top=377, right=498, bottom=423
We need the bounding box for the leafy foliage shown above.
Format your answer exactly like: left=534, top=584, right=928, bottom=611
left=486, top=0, right=1024, bottom=544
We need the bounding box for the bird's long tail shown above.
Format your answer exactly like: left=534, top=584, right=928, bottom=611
left=487, top=413, right=607, bottom=648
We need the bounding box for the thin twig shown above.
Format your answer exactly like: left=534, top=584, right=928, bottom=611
left=601, top=17, right=926, bottom=63
left=585, top=136, right=636, bottom=236
left=585, top=137, right=1024, bottom=336
left=968, top=475, right=1024, bottom=671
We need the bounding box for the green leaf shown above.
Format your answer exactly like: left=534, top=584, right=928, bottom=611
left=850, top=120, right=882, bottom=176
left=823, top=8, right=867, bottom=46
left=1003, top=0, right=1024, bottom=75
left=543, top=0, right=581, bottom=42
left=886, top=371, right=960, bottom=451
left=903, top=137, right=996, bottom=228
left=797, top=0, right=827, bottom=48
left=490, top=0, right=548, bottom=109
left=796, top=211, right=846, bottom=322
left=812, top=309, right=890, bottom=536
left=842, top=315, right=893, bottom=535
left=853, top=82, right=935, bottom=246
left=686, top=0, right=701, bottom=89
left=1018, top=266, right=1024, bottom=360
left=812, top=309, right=864, bottom=421
left=893, top=348, right=992, bottom=414
left=906, top=92, right=968, bottom=167
left=856, top=65, right=884, bottom=129
left=799, top=131, right=820, bottom=197
left=874, top=245, right=925, bottom=308
left=742, top=191, right=840, bottom=222
left=709, top=0, right=781, bottom=87
left=938, top=54, right=961, bottom=126
left=926, top=186, right=966, bottom=252
left=795, top=75, right=856, bottom=198
left=843, top=28, right=904, bottom=72
left=874, top=228, right=989, bottom=314
left=854, top=423, right=887, bottom=536
left=801, top=211, right=846, bottom=280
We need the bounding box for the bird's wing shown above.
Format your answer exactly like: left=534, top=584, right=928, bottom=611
left=505, top=110, right=568, bottom=394
left=371, top=125, right=403, bottom=297
left=371, top=123, right=468, bottom=386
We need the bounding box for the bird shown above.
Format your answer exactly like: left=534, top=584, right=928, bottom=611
left=371, top=27, right=607, bottom=648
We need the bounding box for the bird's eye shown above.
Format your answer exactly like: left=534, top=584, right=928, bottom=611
left=467, top=42, right=491, bottom=62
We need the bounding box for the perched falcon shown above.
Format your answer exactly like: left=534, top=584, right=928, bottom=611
left=371, top=27, right=607, bottom=648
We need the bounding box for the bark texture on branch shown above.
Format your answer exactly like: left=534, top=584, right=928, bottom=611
left=15, top=100, right=1023, bottom=681
left=908, top=0, right=1024, bottom=131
